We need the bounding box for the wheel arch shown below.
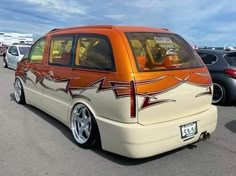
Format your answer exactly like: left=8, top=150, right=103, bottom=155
left=69, top=98, right=97, bottom=125
left=68, top=98, right=102, bottom=146
left=68, top=98, right=102, bottom=147
left=15, top=76, right=25, bottom=88
left=14, top=76, right=26, bottom=104
left=212, top=80, right=227, bottom=104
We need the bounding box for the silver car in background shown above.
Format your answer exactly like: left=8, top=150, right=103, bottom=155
left=3, top=44, right=31, bottom=70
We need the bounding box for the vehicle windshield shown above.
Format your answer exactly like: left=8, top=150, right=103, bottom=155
left=126, top=32, right=203, bottom=71
left=19, top=46, right=30, bottom=55
left=224, top=53, right=236, bottom=67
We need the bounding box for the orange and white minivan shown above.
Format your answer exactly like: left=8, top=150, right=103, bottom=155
left=15, top=25, right=217, bottom=158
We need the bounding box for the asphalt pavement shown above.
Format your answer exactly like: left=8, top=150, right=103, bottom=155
left=0, top=56, right=236, bottom=176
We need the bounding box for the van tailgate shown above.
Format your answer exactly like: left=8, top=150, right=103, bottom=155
left=135, top=69, right=212, bottom=125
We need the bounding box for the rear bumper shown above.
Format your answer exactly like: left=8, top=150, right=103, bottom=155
left=96, top=105, right=217, bottom=158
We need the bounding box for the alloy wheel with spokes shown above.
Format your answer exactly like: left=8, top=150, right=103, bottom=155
left=212, top=82, right=226, bottom=104
left=14, top=79, right=25, bottom=104
left=71, top=103, right=99, bottom=147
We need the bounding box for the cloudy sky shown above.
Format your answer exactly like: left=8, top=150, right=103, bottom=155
left=0, top=0, right=235, bottom=46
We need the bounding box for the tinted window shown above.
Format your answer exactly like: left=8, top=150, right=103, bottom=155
left=11, top=46, right=18, bottom=55
left=8, top=46, right=18, bottom=56
left=224, top=53, right=236, bottom=67
left=49, top=36, right=73, bottom=66
left=197, top=52, right=217, bottom=65
left=126, top=32, right=203, bottom=71
left=8, top=46, right=13, bottom=54
left=29, top=38, right=46, bottom=63
left=74, top=36, right=114, bottom=71
left=19, top=46, right=30, bottom=55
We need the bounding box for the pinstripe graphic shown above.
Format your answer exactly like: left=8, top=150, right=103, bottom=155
left=21, top=69, right=212, bottom=111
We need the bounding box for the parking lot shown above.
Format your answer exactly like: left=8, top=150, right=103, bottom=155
left=0, top=56, right=236, bottom=176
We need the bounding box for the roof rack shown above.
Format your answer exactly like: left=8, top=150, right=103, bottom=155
left=48, top=25, right=113, bottom=33
left=48, top=28, right=61, bottom=33
left=161, top=28, right=169, bottom=31
left=76, top=25, right=113, bottom=29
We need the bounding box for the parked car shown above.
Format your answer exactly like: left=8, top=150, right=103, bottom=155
left=3, top=44, right=31, bottom=69
left=14, top=25, right=217, bottom=158
left=197, top=49, right=236, bottom=105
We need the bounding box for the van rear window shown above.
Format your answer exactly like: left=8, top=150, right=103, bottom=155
left=126, top=32, right=203, bottom=71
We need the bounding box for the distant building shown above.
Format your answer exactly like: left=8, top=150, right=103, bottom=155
left=0, top=32, right=33, bottom=46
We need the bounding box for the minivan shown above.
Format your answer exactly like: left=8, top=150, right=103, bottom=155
left=14, top=25, right=217, bottom=158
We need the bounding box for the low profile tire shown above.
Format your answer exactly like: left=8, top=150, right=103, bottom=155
left=212, top=82, right=227, bottom=105
left=3, top=58, right=7, bottom=68
left=14, top=79, right=25, bottom=104
left=71, top=103, right=100, bottom=148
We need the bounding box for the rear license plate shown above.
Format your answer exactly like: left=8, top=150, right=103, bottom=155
left=180, top=122, right=197, bottom=139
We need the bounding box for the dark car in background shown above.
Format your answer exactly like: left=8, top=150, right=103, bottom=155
left=197, top=49, right=236, bottom=105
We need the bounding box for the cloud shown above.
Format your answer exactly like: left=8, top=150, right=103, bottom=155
left=0, top=0, right=236, bottom=46
left=19, top=0, right=88, bottom=15
left=104, top=14, right=125, bottom=21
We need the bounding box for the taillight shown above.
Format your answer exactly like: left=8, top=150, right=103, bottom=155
left=130, top=80, right=136, bottom=118
left=224, top=69, right=236, bottom=78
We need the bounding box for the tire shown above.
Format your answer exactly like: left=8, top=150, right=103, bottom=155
left=14, top=78, right=25, bottom=104
left=212, top=82, right=227, bottom=105
left=3, top=57, right=7, bottom=68
left=71, top=103, right=100, bottom=148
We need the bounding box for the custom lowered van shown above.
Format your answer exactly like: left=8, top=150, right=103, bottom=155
left=15, top=25, right=217, bottom=158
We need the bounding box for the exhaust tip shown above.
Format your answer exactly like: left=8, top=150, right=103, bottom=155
left=199, top=132, right=211, bottom=141
left=206, top=133, right=211, bottom=140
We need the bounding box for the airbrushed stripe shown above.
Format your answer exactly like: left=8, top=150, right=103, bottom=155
left=193, top=72, right=211, bottom=77
left=195, top=87, right=212, bottom=97
left=21, top=69, right=212, bottom=111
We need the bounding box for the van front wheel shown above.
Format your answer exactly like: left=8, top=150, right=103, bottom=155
left=71, top=103, right=100, bottom=148
left=14, top=79, right=25, bottom=104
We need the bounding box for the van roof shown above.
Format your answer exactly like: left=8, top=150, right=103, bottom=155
left=47, top=25, right=172, bottom=34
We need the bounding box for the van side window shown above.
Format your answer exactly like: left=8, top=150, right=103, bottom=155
left=49, top=36, right=73, bottom=66
left=29, top=38, right=46, bottom=64
left=75, top=36, right=114, bottom=71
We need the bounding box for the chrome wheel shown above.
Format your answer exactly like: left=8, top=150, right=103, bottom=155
left=212, top=83, right=224, bottom=104
left=14, top=79, right=22, bottom=103
left=71, top=104, right=92, bottom=144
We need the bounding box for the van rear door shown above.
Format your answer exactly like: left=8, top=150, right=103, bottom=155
left=126, top=32, right=213, bottom=125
